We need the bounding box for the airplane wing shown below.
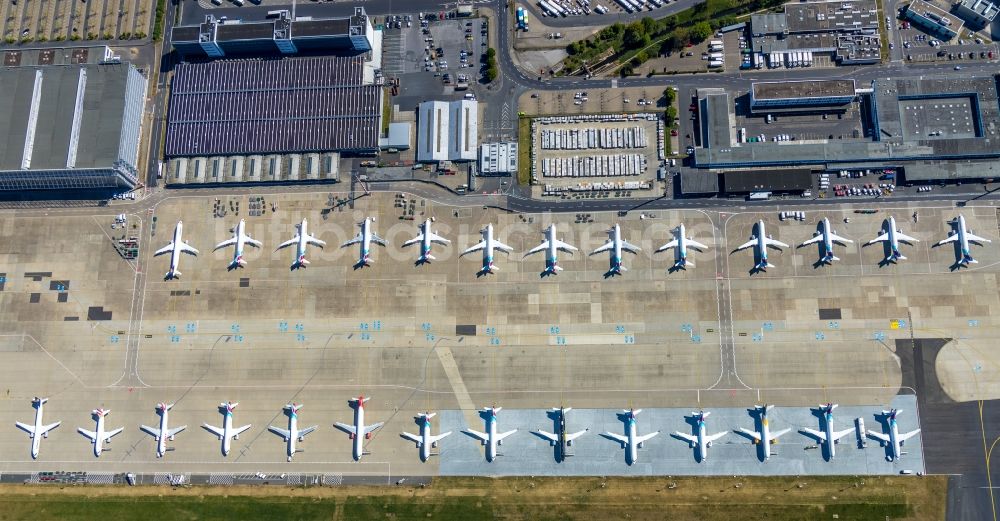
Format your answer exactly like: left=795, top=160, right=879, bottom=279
left=687, top=239, right=708, bottom=250
left=635, top=431, right=659, bottom=444
left=333, top=422, right=357, bottom=436
left=533, top=430, right=558, bottom=443
left=341, top=233, right=363, bottom=248
left=737, top=428, right=762, bottom=442
left=165, top=426, right=186, bottom=438
left=214, top=238, right=237, bottom=251
left=180, top=244, right=199, bottom=256
left=494, top=241, right=514, bottom=253
left=245, top=237, right=263, bottom=248
left=565, top=430, right=587, bottom=443
left=621, top=242, right=641, bottom=254
left=461, top=241, right=486, bottom=256
left=554, top=240, right=577, bottom=253
left=78, top=428, right=97, bottom=441
left=275, top=237, right=299, bottom=251
left=866, top=232, right=890, bottom=245
left=655, top=239, right=679, bottom=253
left=735, top=238, right=757, bottom=251
left=102, top=427, right=124, bottom=442
left=705, top=431, right=727, bottom=443
left=771, top=428, right=791, bottom=440
left=671, top=432, right=697, bottom=444
left=831, top=428, right=854, bottom=443
left=936, top=234, right=958, bottom=245
left=306, top=235, right=326, bottom=248
left=463, top=429, right=489, bottom=443
left=496, top=429, right=517, bottom=442
left=430, top=431, right=452, bottom=444
left=202, top=424, right=225, bottom=439
left=371, top=235, right=387, bottom=247
left=402, top=234, right=424, bottom=247
left=590, top=241, right=614, bottom=255
left=363, top=422, right=384, bottom=435
left=299, top=426, right=318, bottom=438
left=524, top=241, right=550, bottom=257
left=764, top=238, right=789, bottom=249
left=153, top=243, right=175, bottom=256
left=233, top=424, right=252, bottom=437
left=428, top=232, right=450, bottom=245
left=828, top=233, right=853, bottom=244
left=896, top=232, right=919, bottom=243
left=800, top=235, right=823, bottom=247
left=602, top=432, right=629, bottom=446
left=800, top=427, right=827, bottom=442
left=400, top=432, right=422, bottom=445
left=966, top=233, right=991, bottom=243
left=268, top=426, right=291, bottom=440
left=867, top=431, right=890, bottom=443
left=898, top=429, right=920, bottom=444
left=15, top=421, right=36, bottom=435
left=140, top=425, right=162, bottom=438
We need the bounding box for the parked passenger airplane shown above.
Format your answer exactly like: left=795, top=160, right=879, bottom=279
left=866, top=409, right=920, bottom=461
left=334, top=396, right=384, bottom=461
left=601, top=408, right=659, bottom=465
left=736, top=404, right=791, bottom=460
left=15, top=397, right=60, bottom=459
left=590, top=223, right=641, bottom=276
left=936, top=214, right=991, bottom=266
left=342, top=217, right=386, bottom=268
left=402, top=219, right=450, bottom=264
left=463, top=406, right=517, bottom=462
left=800, top=218, right=853, bottom=264
left=140, top=403, right=186, bottom=458
left=524, top=225, right=577, bottom=275
left=672, top=410, right=727, bottom=462
left=268, top=403, right=318, bottom=462
left=214, top=219, right=262, bottom=269
left=202, top=402, right=251, bottom=456
left=531, top=406, right=588, bottom=462
left=154, top=221, right=199, bottom=279
left=401, top=412, right=452, bottom=462
left=461, top=224, right=513, bottom=275
left=865, top=216, right=918, bottom=263
left=733, top=221, right=788, bottom=271
left=655, top=223, right=707, bottom=269
left=799, top=403, right=853, bottom=460
left=77, top=408, right=123, bottom=457
left=275, top=219, right=326, bottom=269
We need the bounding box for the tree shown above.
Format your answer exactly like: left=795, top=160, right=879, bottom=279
left=485, top=66, right=498, bottom=82
left=623, top=21, right=650, bottom=49
left=689, top=22, right=713, bottom=43
left=640, top=16, right=658, bottom=36
left=486, top=47, right=496, bottom=60
left=663, top=88, right=676, bottom=105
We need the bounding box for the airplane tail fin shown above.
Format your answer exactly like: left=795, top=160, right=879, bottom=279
left=554, top=265, right=563, bottom=271
left=168, top=270, right=180, bottom=279
left=425, top=254, right=436, bottom=261
left=964, top=254, right=977, bottom=264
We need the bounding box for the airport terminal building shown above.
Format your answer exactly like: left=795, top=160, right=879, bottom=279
left=172, top=7, right=375, bottom=59
left=0, top=48, right=147, bottom=191
left=692, top=76, right=1000, bottom=186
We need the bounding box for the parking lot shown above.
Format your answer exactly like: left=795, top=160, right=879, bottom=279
left=735, top=107, right=867, bottom=144
left=0, top=0, right=152, bottom=43
left=892, top=14, right=997, bottom=64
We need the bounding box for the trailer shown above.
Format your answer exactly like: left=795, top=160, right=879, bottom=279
left=708, top=60, right=724, bottom=68
left=708, top=43, right=724, bottom=52
left=707, top=52, right=723, bottom=59
left=614, top=0, right=634, bottom=12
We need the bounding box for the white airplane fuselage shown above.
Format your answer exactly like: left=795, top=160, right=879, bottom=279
left=419, top=220, right=435, bottom=261
left=676, top=224, right=690, bottom=266
left=544, top=226, right=561, bottom=272
left=418, top=417, right=436, bottom=462
left=92, top=412, right=110, bottom=457
left=352, top=403, right=368, bottom=461
left=169, top=222, right=185, bottom=276
left=286, top=409, right=301, bottom=460
left=155, top=408, right=173, bottom=458
left=823, top=408, right=839, bottom=459
left=295, top=219, right=312, bottom=266
left=694, top=416, right=711, bottom=461
left=485, top=410, right=501, bottom=462
left=625, top=413, right=641, bottom=465
left=820, top=219, right=837, bottom=262
left=886, top=412, right=905, bottom=461
left=28, top=402, right=49, bottom=459
left=231, top=219, right=249, bottom=267
left=956, top=215, right=975, bottom=264
left=886, top=216, right=904, bottom=260
left=755, top=221, right=770, bottom=266
left=609, top=224, right=625, bottom=272
left=759, top=411, right=775, bottom=459
left=482, top=224, right=499, bottom=272
left=221, top=408, right=236, bottom=455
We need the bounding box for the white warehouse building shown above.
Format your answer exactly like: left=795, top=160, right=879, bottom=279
left=417, top=100, right=478, bottom=162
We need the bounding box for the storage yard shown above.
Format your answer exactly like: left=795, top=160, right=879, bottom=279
left=530, top=114, right=664, bottom=196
